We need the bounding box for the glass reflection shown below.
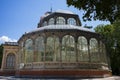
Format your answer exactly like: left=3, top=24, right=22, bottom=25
left=6, top=53, right=15, bottom=68
left=25, top=39, right=33, bottom=63
left=43, top=21, right=47, bottom=26
left=78, top=36, right=88, bottom=62
left=67, top=18, right=76, bottom=25
left=46, top=36, right=60, bottom=61
left=100, top=41, right=107, bottom=63
left=62, top=35, right=75, bottom=62
left=56, top=17, right=65, bottom=25
left=35, top=37, right=44, bottom=62
left=90, top=38, right=99, bottom=62
left=48, top=18, right=54, bottom=25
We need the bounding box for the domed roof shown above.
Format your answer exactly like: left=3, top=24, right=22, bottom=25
left=37, top=9, right=82, bottom=28
left=41, top=9, right=74, bottom=18
left=28, top=25, right=94, bottom=34
left=55, top=9, right=74, bottom=14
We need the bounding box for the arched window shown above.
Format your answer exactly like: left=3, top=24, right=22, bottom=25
left=48, top=18, right=54, bottom=25
left=43, top=21, right=47, bottom=26
left=56, top=17, right=65, bottom=25
left=46, top=36, right=60, bottom=61
left=67, top=18, right=76, bottom=25
left=100, top=41, right=107, bottom=63
left=62, top=35, right=75, bottom=62
left=35, top=36, right=45, bottom=62
left=6, top=53, right=15, bottom=69
left=25, top=39, right=33, bottom=63
left=78, top=36, right=88, bottom=62
left=90, top=38, right=99, bottom=62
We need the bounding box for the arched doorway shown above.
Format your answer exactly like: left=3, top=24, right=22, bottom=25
left=6, top=53, right=15, bottom=69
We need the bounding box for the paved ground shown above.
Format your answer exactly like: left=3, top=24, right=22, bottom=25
left=0, top=76, right=120, bottom=80
left=89, top=76, right=120, bottom=80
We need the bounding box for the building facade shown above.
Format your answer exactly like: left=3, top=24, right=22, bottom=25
left=1, top=10, right=112, bottom=78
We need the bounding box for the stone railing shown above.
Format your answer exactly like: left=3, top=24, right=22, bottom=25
left=32, top=62, right=44, bottom=69
left=61, top=62, right=77, bottom=69
left=22, top=62, right=109, bottom=70
left=24, top=63, right=32, bottom=69
left=45, top=62, right=60, bottom=69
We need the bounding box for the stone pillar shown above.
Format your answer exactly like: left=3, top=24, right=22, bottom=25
left=54, top=36, right=56, bottom=62
left=75, top=39, right=78, bottom=62
left=31, top=40, right=36, bottom=69
left=59, top=38, right=62, bottom=68
left=44, top=37, right=47, bottom=68
left=23, top=44, right=26, bottom=63
left=17, top=46, right=21, bottom=70
left=98, top=41, right=101, bottom=62
left=65, top=17, right=67, bottom=24
left=1, top=48, right=6, bottom=70
left=54, top=17, right=57, bottom=25
left=59, top=39, right=62, bottom=62
left=88, top=40, right=91, bottom=62
left=33, top=40, right=36, bottom=62
left=100, top=41, right=103, bottom=63
left=87, top=40, right=92, bottom=69
left=19, top=41, right=26, bottom=70
left=19, top=42, right=24, bottom=64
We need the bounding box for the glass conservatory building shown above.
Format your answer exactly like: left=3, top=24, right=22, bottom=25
left=1, top=10, right=112, bottom=78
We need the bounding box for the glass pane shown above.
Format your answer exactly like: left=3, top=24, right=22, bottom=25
left=43, top=21, right=47, bottom=26
left=78, top=36, right=88, bottom=62
left=48, top=18, right=54, bottom=25
left=46, top=36, right=60, bottom=61
left=62, top=35, right=75, bottom=62
left=56, top=17, right=65, bottom=25
left=6, top=54, right=15, bottom=68
left=67, top=18, right=76, bottom=25
left=25, top=39, right=33, bottom=63
left=90, top=38, right=99, bottom=62
left=100, top=41, right=107, bottom=63
left=35, top=36, right=45, bottom=62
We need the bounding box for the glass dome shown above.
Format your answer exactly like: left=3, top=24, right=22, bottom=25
left=37, top=10, right=81, bottom=27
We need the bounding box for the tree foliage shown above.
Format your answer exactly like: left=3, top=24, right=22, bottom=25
left=94, top=23, right=120, bottom=75
left=112, top=20, right=120, bottom=75
left=113, top=20, right=120, bottom=40
left=67, top=0, right=120, bottom=23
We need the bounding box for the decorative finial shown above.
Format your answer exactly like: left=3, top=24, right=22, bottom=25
left=50, top=3, right=52, bottom=12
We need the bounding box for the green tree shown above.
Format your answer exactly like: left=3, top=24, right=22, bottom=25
left=94, top=24, right=120, bottom=75
left=66, top=0, right=120, bottom=23
left=113, top=20, right=120, bottom=40
left=0, top=44, right=3, bottom=68
left=112, top=20, right=120, bottom=75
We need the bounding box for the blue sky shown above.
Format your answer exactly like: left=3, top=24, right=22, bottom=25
left=0, top=0, right=110, bottom=44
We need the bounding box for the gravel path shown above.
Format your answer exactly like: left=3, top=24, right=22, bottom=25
left=0, top=76, right=120, bottom=80
left=91, top=76, right=120, bottom=80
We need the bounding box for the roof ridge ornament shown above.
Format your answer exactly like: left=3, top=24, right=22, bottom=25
left=50, top=3, right=52, bottom=12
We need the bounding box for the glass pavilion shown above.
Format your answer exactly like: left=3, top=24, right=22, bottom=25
left=1, top=10, right=111, bottom=77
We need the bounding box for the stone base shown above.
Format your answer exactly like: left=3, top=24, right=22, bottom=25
left=0, top=70, right=15, bottom=76
left=15, top=69, right=112, bottom=78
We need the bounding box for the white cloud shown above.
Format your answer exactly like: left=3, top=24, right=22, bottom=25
left=0, top=36, right=17, bottom=44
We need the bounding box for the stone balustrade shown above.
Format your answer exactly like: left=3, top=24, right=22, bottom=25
left=22, top=62, right=108, bottom=70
